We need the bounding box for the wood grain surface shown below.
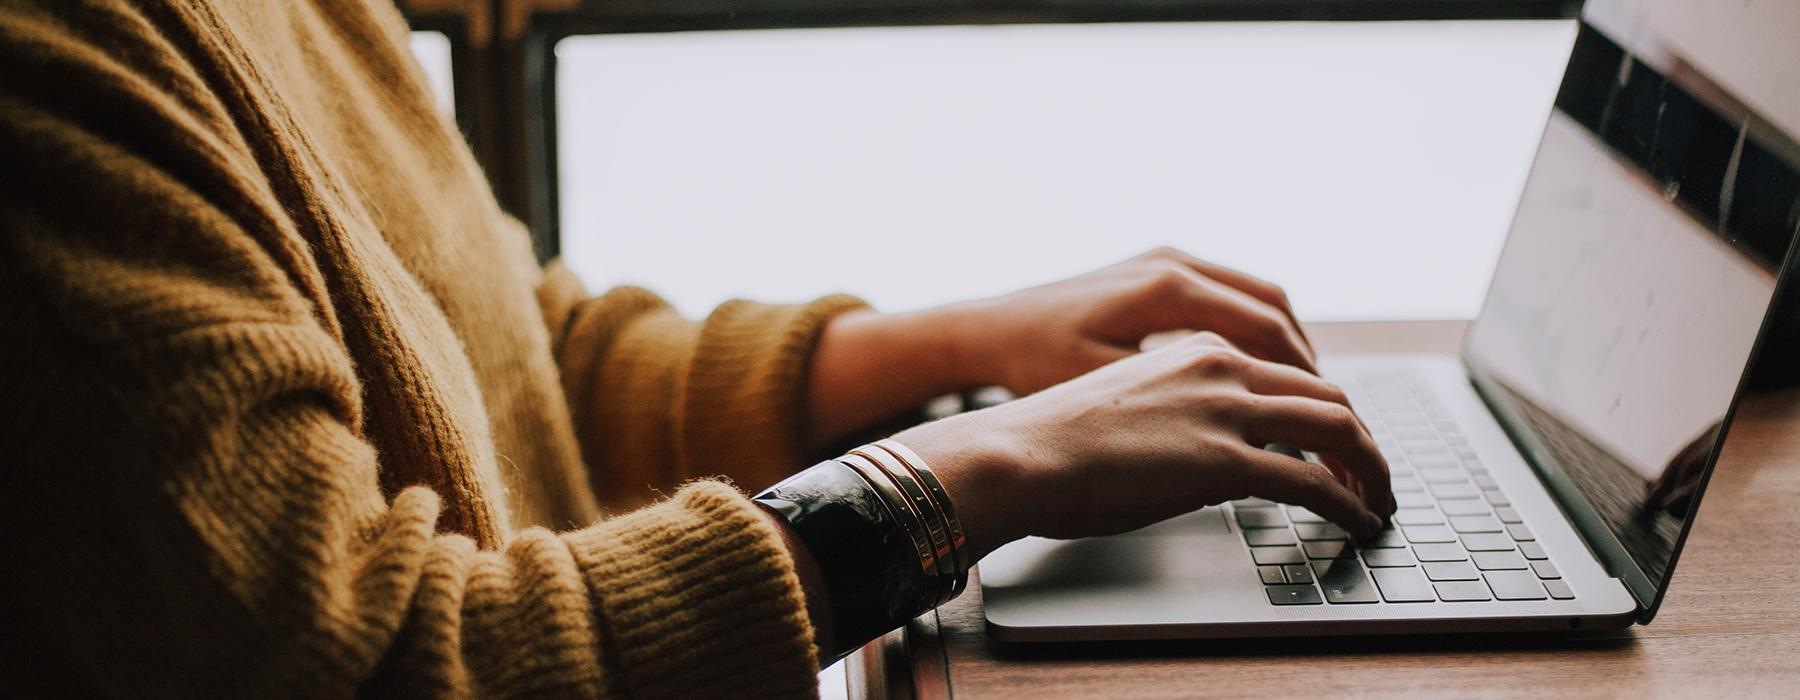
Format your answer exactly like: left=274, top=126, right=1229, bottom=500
left=849, top=321, right=1800, bottom=699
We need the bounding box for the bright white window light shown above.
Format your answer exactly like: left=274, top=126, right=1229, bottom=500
left=555, top=21, right=1576, bottom=321
left=409, top=30, right=455, bottom=118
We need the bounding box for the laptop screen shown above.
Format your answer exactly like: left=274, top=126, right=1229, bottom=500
left=1464, top=0, right=1800, bottom=616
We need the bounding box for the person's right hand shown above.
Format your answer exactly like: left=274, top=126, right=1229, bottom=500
left=896, top=331, right=1395, bottom=561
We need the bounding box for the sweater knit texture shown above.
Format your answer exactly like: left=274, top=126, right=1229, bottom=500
left=0, top=0, right=868, bottom=696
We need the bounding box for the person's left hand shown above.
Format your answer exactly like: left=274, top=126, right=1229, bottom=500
left=942, top=247, right=1316, bottom=396
left=809, top=247, right=1317, bottom=450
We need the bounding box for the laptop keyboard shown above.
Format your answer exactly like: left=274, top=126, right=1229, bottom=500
left=1236, top=370, right=1575, bottom=606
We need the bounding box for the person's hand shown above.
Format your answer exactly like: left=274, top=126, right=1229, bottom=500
left=947, top=247, right=1316, bottom=396
left=894, top=332, right=1394, bottom=561
left=807, top=246, right=1313, bottom=452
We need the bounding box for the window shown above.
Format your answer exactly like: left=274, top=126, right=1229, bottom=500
left=408, top=30, right=456, bottom=118
left=553, top=20, right=1576, bottom=321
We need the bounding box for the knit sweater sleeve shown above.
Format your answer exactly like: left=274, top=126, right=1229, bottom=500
left=0, top=4, right=817, bottom=696
left=537, top=262, right=868, bottom=510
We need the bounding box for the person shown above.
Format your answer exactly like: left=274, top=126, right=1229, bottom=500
left=0, top=0, right=1394, bottom=696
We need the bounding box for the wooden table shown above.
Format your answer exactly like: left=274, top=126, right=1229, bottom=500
left=846, top=321, right=1800, bottom=698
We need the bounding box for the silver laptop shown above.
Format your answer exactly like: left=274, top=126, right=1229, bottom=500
left=981, top=0, right=1800, bottom=641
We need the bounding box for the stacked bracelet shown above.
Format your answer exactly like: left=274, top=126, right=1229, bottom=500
left=752, top=440, right=969, bottom=660
left=874, top=439, right=971, bottom=599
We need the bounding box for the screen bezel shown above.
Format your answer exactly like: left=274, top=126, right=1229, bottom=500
left=1459, top=7, right=1800, bottom=623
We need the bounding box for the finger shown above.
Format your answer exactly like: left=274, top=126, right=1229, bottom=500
left=1233, top=445, right=1383, bottom=538
left=1140, top=329, right=1196, bottom=353
left=1164, top=268, right=1317, bottom=373
left=1232, top=355, right=1376, bottom=441
left=1235, top=355, right=1357, bottom=412
left=1153, top=248, right=1316, bottom=356
left=1239, top=395, right=1395, bottom=516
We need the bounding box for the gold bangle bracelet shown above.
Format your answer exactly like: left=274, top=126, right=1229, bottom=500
left=851, top=446, right=955, bottom=596
left=836, top=453, right=942, bottom=585
left=874, top=439, right=970, bottom=600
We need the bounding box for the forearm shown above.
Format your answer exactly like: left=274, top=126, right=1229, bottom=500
left=806, top=306, right=990, bottom=451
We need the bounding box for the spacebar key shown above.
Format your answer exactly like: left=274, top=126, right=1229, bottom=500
left=1316, top=561, right=1380, bottom=603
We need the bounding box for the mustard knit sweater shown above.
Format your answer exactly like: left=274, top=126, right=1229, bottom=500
left=0, top=0, right=868, bottom=695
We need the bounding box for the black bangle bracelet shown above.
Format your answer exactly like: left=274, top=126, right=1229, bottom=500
left=754, top=460, right=938, bottom=661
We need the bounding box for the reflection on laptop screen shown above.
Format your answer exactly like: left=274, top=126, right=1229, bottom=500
left=1466, top=0, right=1799, bottom=597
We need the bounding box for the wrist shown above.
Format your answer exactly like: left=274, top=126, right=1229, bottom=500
left=926, top=298, right=1009, bottom=391
left=893, top=410, right=1036, bottom=561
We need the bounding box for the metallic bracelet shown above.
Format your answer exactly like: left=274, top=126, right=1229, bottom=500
left=844, top=451, right=952, bottom=589
left=752, top=443, right=970, bottom=660
left=874, top=439, right=971, bottom=600
left=753, top=460, right=938, bottom=661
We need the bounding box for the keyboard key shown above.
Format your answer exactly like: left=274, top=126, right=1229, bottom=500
left=1252, top=547, right=1306, bottom=566
left=1362, top=548, right=1417, bottom=568
left=1413, top=455, right=1458, bottom=470
left=1424, top=561, right=1481, bottom=581
left=1507, top=524, right=1536, bottom=541
left=1450, top=516, right=1504, bottom=533
left=1394, top=427, right=1438, bottom=440
left=1232, top=498, right=1278, bottom=509
left=1296, top=524, right=1349, bottom=541
left=1391, top=477, right=1425, bottom=493
left=1473, top=474, right=1499, bottom=489
left=1440, top=499, right=1491, bottom=516
left=1413, top=543, right=1469, bottom=562
left=1462, top=533, right=1516, bottom=551
left=1395, top=492, right=1434, bottom=509
left=1245, top=529, right=1298, bottom=547
left=1404, top=526, right=1457, bottom=543
left=1267, top=584, right=1323, bottom=605
left=1431, top=483, right=1480, bottom=499
left=1434, top=580, right=1494, bottom=601
left=1519, top=542, right=1549, bottom=560
left=1485, top=571, right=1548, bottom=600
left=1237, top=508, right=1289, bottom=529
left=1287, top=508, right=1328, bottom=524
left=1495, top=507, right=1523, bottom=523
left=1420, top=468, right=1466, bottom=484
left=1387, top=412, right=1430, bottom=427
left=1473, top=551, right=1529, bottom=570
left=1394, top=510, right=1444, bottom=526
left=1258, top=565, right=1286, bottom=584
left=1373, top=568, right=1437, bottom=602
left=1304, top=541, right=1356, bottom=559
left=1283, top=564, right=1314, bottom=584
left=1375, top=400, right=1415, bottom=413
left=1315, top=561, right=1381, bottom=604
left=1404, top=441, right=1449, bottom=456
left=1363, top=528, right=1409, bottom=548
left=1531, top=560, right=1561, bottom=579
left=1484, top=490, right=1511, bottom=506
left=1544, top=579, right=1575, bottom=600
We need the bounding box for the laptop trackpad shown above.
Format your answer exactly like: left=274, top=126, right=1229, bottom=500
left=980, top=507, right=1235, bottom=589
left=1116, top=506, right=1230, bottom=537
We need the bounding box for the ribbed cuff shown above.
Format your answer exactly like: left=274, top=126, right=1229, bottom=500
left=563, top=480, right=818, bottom=698
left=680, top=294, right=870, bottom=491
